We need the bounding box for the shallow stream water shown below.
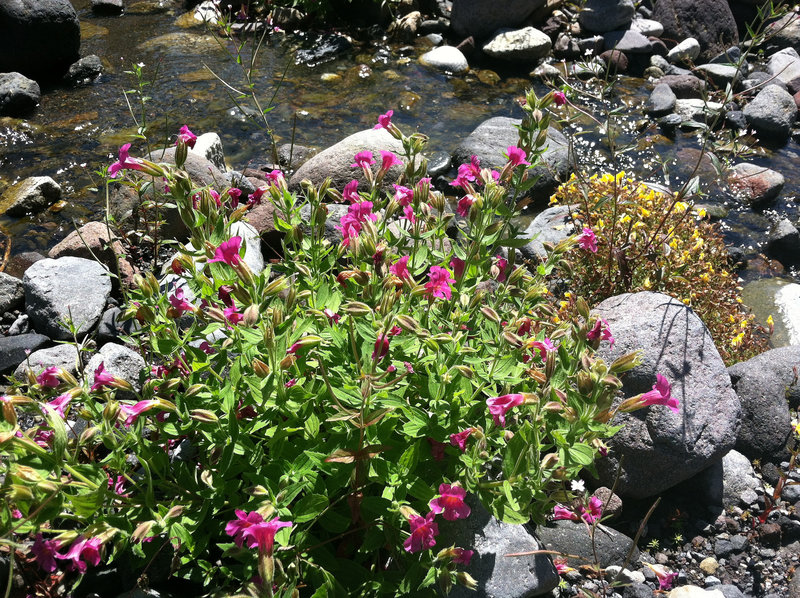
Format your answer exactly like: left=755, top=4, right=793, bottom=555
left=2, top=0, right=800, bottom=323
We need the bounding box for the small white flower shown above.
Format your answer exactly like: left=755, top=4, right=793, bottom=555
left=571, top=480, right=585, bottom=493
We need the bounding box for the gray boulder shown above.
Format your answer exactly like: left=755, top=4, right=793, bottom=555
left=645, top=83, right=677, bottom=117
left=148, top=145, right=226, bottom=188
left=603, top=30, right=652, bottom=54
left=520, top=205, right=575, bottom=261
left=482, top=27, right=552, bottom=62
left=593, top=292, right=741, bottom=498
left=667, top=38, right=701, bottom=64
left=0, top=271, right=24, bottom=314
left=631, top=18, right=664, bottom=37
left=86, top=343, right=145, bottom=393
left=91, top=0, right=123, bottom=15
left=192, top=132, right=226, bottom=172
left=229, top=221, right=264, bottom=274
left=0, top=176, right=62, bottom=217
left=766, top=13, right=800, bottom=55
left=300, top=203, right=350, bottom=247
left=537, top=520, right=639, bottom=568
left=766, top=218, right=800, bottom=267
left=452, top=117, right=571, bottom=205
left=63, top=55, right=103, bottom=86
left=743, top=84, right=798, bottom=142
left=766, top=48, right=800, bottom=92
left=439, top=497, right=559, bottom=598
left=23, top=257, right=112, bottom=340
left=419, top=46, right=469, bottom=74
left=0, top=0, right=80, bottom=81
left=14, top=344, right=81, bottom=381
left=658, top=74, right=706, bottom=98
left=0, top=333, right=49, bottom=375
left=0, top=72, right=40, bottom=117
left=694, top=64, right=740, bottom=89
left=721, top=450, right=762, bottom=508
left=727, top=162, right=785, bottom=207
left=450, top=0, right=547, bottom=39
left=652, top=0, right=738, bottom=63
left=290, top=128, right=410, bottom=192
left=578, top=0, right=635, bottom=34
left=728, top=346, right=797, bottom=459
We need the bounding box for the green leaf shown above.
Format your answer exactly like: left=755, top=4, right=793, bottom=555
left=567, top=443, right=595, bottom=466
left=293, top=494, right=328, bottom=523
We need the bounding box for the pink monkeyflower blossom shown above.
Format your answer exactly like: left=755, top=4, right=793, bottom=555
left=577, top=227, right=598, bottom=253
left=241, top=516, right=292, bottom=556
left=393, top=184, right=414, bottom=206
left=528, top=337, right=556, bottom=361
left=552, top=91, right=567, bottom=106
left=425, top=266, right=456, bottom=300
left=171, top=259, right=184, bottom=275
left=57, top=536, right=102, bottom=574
left=168, top=287, right=194, bottom=315
left=587, top=318, right=615, bottom=348
left=449, top=428, right=473, bottom=452
left=264, top=170, right=285, bottom=187
left=579, top=496, right=603, bottom=525
left=342, top=179, right=359, bottom=203
left=402, top=204, right=416, bottom=224
left=372, top=335, right=390, bottom=361
left=349, top=201, right=378, bottom=223
left=486, top=393, right=524, bottom=427
left=374, top=109, right=393, bottom=130
left=456, top=195, right=475, bottom=218
left=389, top=325, right=402, bottom=336
left=32, top=534, right=60, bottom=573
left=323, top=308, right=340, bottom=324
left=34, top=429, right=54, bottom=448
left=119, top=400, right=159, bottom=426
left=452, top=548, right=474, bottom=565
left=429, top=483, right=471, bottom=521
left=428, top=438, right=447, bottom=461
left=287, top=342, right=302, bottom=355
left=224, top=305, right=244, bottom=325
left=404, top=361, right=414, bottom=373
left=199, top=341, right=216, bottom=355
left=285, top=378, right=297, bottom=388
left=227, top=188, right=242, bottom=208
left=493, top=255, right=508, bottom=282
left=36, top=366, right=61, bottom=388
left=248, top=186, right=267, bottom=206
left=108, top=474, right=127, bottom=496
left=46, top=393, right=73, bottom=419
left=351, top=151, right=375, bottom=169
left=450, top=257, right=466, bottom=280
left=417, top=177, right=432, bottom=191
left=505, top=146, right=530, bottom=167
left=176, top=125, right=197, bottom=148
left=108, top=143, right=143, bottom=178
left=218, top=284, right=235, bottom=307
left=639, top=374, right=679, bottom=413
left=379, top=150, right=403, bottom=171
left=644, top=563, right=678, bottom=591
left=225, top=509, right=264, bottom=547
left=208, top=236, right=243, bottom=267
left=553, top=558, right=574, bottom=574
left=11, top=509, right=22, bottom=519
left=209, top=189, right=221, bottom=207
left=389, top=256, right=411, bottom=279
left=387, top=365, right=397, bottom=373
left=403, top=512, right=439, bottom=553
left=552, top=504, right=577, bottom=521
left=91, top=362, right=115, bottom=392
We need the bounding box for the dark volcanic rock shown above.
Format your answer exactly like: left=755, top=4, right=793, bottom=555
left=652, top=0, right=738, bottom=62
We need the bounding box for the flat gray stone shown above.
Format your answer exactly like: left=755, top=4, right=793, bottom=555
left=482, top=27, right=552, bottom=62
left=537, top=520, right=639, bottom=568
left=86, top=343, right=146, bottom=397
left=0, top=271, right=24, bottom=314
left=0, top=176, right=61, bottom=217
left=520, top=205, right=575, bottom=261
left=743, top=85, right=798, bottom=141
left=603, top=29, right=652, bottom=53
left=0, top=333, right=50, bottom=374
left=14, top=343, right=81, bottom=380
left=191, top=132, right=226, bottom=172
left=767, top=48, right=800, bottom=89
left=593, top=292, right=741, bottom=498
left=646, top=83, right=677, bottom=117
left=419, top=45, right=469, bottom=74
left=631, top=18, right=664, bottom=37
left=694, top=64, right=740, bottom=88
left=578, top=0, right=635, bottom=34
left=668, top=37, right=701, bottom=64
left=23, top=256, right=111, bottom=340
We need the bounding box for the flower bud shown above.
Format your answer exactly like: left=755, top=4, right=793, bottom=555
left=280, top=354, right=297, bottom=370
left=342, top=302, right=372, bottom=316
left=132, top=520, right=156, bottom=543
left=576, top=297, right=590, bottom=319
left=507, top=265, right=526, bottom=287
left=2, top=401, right=16, bottom=427
left=456, top=572, right=478, bottom=591
left=609, top=352, right=642, bottom=374
left=541, top=453, right=559, bottom=469
left=79, top=426, right=99, bottom=444
left=243, top=304, right=260, bottom=327
left=246, top=485, right=270, bottom=496
left=103, top=401, right=121, bottom=423
left=185, top=384, right=206, bottom=398
left=396, top=314, right=419, bottom=332
left=190, top=409, right=219, bottom=423
left=252, top=358, right=271, bottom=378
left=14, top=465, right=42, bottom=483
left=10, top=484, right=34, bottom=502
left=37, top=480, right=59, bottom=494
left=545, top=350, right=556, bottom=379
left=481, top=306, right=501, bottom=324
left=453, top=365, right=474, bottom=379
left=577, top=371, right=594, bottom=395
left=235, top=261, right=256, bottom=287
left=502, top=331, right=524, bottom=348
left=264, top=276, right=289, bottom=297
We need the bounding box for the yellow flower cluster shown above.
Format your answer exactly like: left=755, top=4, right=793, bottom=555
left=550, top=173, right=768, bottom=365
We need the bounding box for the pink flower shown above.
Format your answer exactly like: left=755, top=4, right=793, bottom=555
left=224, top=305, right=244, bottom=325
left=449, top=428, right=473, bottom=452
left=428, top=438, right=447, bottom=461
left=587, top=318, right=615, bottom=348
left=208, top=236, right=243, bottom=267
left=645, top=563, right=678, bottom=591
left=579, top=496, right=603, bottom=524
left=402, top=204, right=416, bottom=224
left=379, top=150, right=403, bottom=171
left=430, top=483, right=471, bottom=521
left=199, top=341, right=216, bottom=355
left=505, top=146, right=530, bottom=167
left=553, top=91, right=567, bottom=106
left=225, top=509, right=264, bottom=547
left=336, top=201, right=377, bottom=247
left=285, top=378, right=297, bottom=388
left=577, top=227, right=597, bottom=253
left=248, top=186, right=267, bottom=206
left=343, top=179, right=359, bottom=203
left=36, top=366, right=61, bottom=388
left=389, top=256, right=411, bottom=279
left=324, top=308, right=340, bottom=324
left=529, top=337, right=555, bottom=361
left=374, top=109, right=393, bottom=130
left=425, top=266, right=456, bottom=300
left=227, top=188, right=242, bottom=208
left=57, top=536, right=102, bottom=574
left=404, top=362, right=414, bottom=373
left=372, top=335, right=390, bottom=361
left=264, top=170, right=285, bottom=187
left=351, top=151, right=375, bottom=169
left=91, top=362, right=115, bottom=392
left=32, top=534, right=60, bottom=572
left=176, top=125, right=197, bottom=148
left=456, top=195, right=475, bottom=218
left=46, top=393, right=72, bottom=419
left=640, top=374, right=679, bottom=413
left=169, top=287, right=194, bottom=316
left=108, top=143, right=143, bottom=178
left=486, top=393, right=524, bottom=427
left=218, top=285, right=235, bottom=307
left=108, top=474, right=127, bottom=496
left=403, top=512, right=439, bottom=553
left=119, top=400, right=159, bottom=426
left=494, top=255, right=508, bottom=282
left=552, top=505, right=577, bottom=521
left=349, top=201, right=378, bottom=223
left=393, top=184, right=414, bottom=206
left=241, top=516, right=292, bottom=556
left=450, top=257, right=465, bottom=280
left=452, top=548, right=473, bottom=565
left=34, top=429, right=54, bottom=448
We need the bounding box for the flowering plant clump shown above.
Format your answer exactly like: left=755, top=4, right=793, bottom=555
left=1, top=92, right=670, bottom=596
left=550, top=172, right=768, bottom=365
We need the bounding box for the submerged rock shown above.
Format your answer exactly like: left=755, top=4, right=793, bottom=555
left=0, top=176, right=61, bottom=217
left=727, top=162, right=785, bottom=207
left=646, top=83, right=677, bottom=117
